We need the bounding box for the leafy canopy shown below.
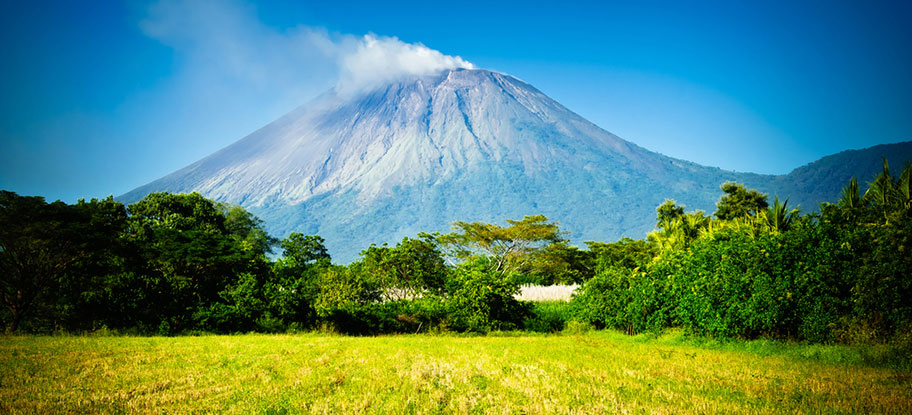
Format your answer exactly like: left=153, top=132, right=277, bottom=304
left=281, top=233, right=331, bottom=269
left=436, top=215, right=563, bottom=276
left=714, top=182, right=769, bottom=220
left=0, top=191, right=127, bottom=332
left=360, top=235, right=448, bottom=301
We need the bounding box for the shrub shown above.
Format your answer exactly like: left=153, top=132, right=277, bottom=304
left=318, top=297, right=450, bottom=335
left=445, top=260, right=530, bottom=332
left=313, top=265, right=380, bottom=318
left=654, top=231, right=796, bottom=338
left=570, top=267, right=637, bottom=332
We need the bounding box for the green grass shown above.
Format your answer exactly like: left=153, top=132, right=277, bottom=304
left=524, top=301, right=573, bottom=332
left=1, top=330, right=910, bottom=414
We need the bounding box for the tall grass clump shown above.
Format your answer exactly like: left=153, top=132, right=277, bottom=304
left=523, top=301, right=573, bottom=332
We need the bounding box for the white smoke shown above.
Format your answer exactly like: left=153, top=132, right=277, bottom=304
left=337, top=34, right=475, bottom=94
left=140, top=0, right=475, bottom=98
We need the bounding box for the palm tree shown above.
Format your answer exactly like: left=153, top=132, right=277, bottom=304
left=896, top=163, right=912, bottom=213
left=863, top=158, right=897, bottom=224
left=648, top=211, right=710, bottom=251
left=764, top=196, right=800, bottom=233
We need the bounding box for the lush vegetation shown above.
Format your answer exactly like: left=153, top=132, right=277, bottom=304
left=1, top=161, right=911, bottom=347
left=572, top=160, right=912, bottom=346
left=2, top=331, right=910, bottom=414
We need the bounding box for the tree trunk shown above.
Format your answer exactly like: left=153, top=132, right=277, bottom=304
left=7, top=307, right=22, bottom=333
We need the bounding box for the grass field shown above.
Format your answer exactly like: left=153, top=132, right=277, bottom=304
left=1, top=330, right=910, bottom=414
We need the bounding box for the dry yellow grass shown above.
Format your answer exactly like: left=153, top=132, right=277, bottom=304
left=515, top=284, right=578, bottom=302
left=1, top=331, right=909, bottom=414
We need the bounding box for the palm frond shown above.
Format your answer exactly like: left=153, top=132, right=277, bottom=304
left=839, top=177, right=861, bottom=210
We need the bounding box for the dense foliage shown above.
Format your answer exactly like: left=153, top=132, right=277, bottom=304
left=572, top=160, right=912, bottom=344
left=1, top=160, right=910, bottom=343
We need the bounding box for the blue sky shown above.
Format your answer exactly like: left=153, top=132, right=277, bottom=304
left=2, top=0, right=911, bottom=203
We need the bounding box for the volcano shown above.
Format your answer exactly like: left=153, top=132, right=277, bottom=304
left=122, top=69, right=912, bottom=261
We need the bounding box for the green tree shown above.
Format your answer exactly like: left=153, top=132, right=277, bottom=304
left=1, top=192, right=75, bottom=331
left=898, top=162, right=912, bottom=213
left=223, top=204, right=277, bottom=254
left=571, top=266, right=639, bottom=333
left=648, top=202, right=710, bottom=252
left=523, top=241, right=593, bottom=285
left=0, top=192, right=127, bottom=332
left=863, top=159, right=912, bottom=224
left=839, top=177, right=862, bottom=210
left=436, top=215, right=563, bottom=276
left=53, top=197, right=131, bottom=331
left=761, top=196, right=800, bottom=233
left=313, top=265, right=380, bottom=317
left=714, top=182, right=769, bottom=221
left=266, top=233, right=333, bottom=329
left=445, top=258, right=529, bottom=332
left=126, top=192, right=271, bottom=333
left=656, top=199, right=685, bottom=223
left=360, top=235, right=448, bottom=301
left=128, top=192, right=227, bottom=235
left=280, top=233, right=331, bottom=269
left=585, top=238, right=656, bottom=274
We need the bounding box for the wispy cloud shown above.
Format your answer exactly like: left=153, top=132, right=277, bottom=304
left=140, top=0, right=474, bottom=99
left=140, top=0, right=338, bottom=106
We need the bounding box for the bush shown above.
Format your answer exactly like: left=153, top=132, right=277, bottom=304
left=571, top=263, right=674, bottom=335
left=313, top=265, right=380, bottom=318
left=570, top=267, right=637, bottom=332
left=646, top=227, right=847, bottom=340
left=445, top=260, right=530, bottom=333
left=317, top=297, right=450, bottom=335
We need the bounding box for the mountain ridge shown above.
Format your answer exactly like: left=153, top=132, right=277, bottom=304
left=121, top=69, right=912, bottom=262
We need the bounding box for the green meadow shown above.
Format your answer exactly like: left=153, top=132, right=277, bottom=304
left=2, top=330, right=910, bottom=414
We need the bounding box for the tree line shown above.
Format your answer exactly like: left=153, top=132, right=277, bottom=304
left=1, top=160, right=910, bottom=343
left=0, top=191, right=570, bottom=334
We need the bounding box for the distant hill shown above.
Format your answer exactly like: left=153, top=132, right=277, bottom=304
left=769, top=142, right=912, bottom=210
left=121, top=69, right=912, bottom=262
